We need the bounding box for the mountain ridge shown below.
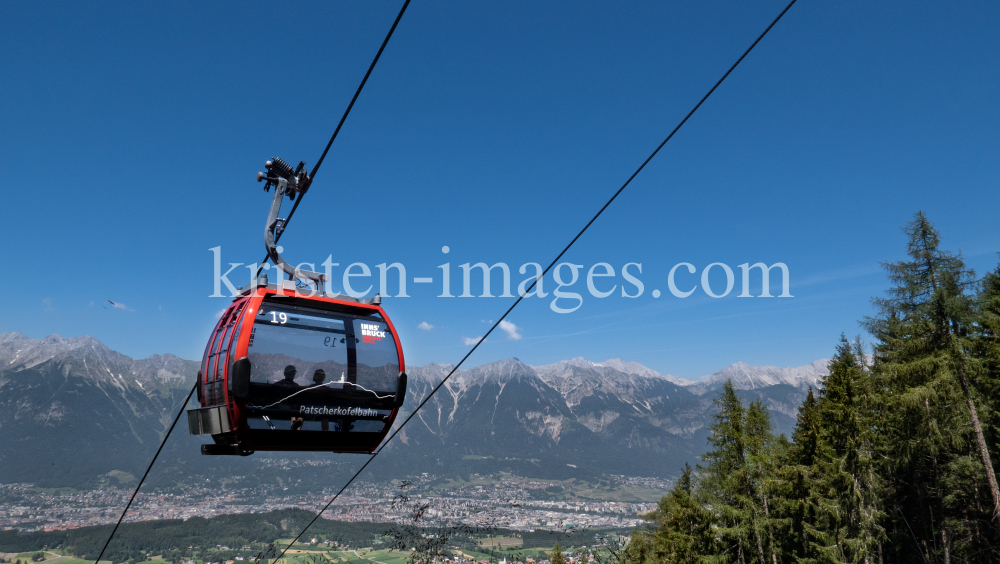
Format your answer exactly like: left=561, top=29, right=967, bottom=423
left=0, top=331, right=831, bottom=488
left=0, top=332, right=195, bottom=390
left=0, top=332, right=829, bottom=392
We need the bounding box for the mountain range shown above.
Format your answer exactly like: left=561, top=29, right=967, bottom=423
left=0, top=332, right=828, bottom=488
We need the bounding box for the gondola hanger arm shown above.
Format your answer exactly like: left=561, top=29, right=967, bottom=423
left=257, top=157, right=328, bottom=288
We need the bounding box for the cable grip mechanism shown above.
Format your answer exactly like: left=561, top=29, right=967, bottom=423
left=257, top=157, right=310, bottom=199
left=257, top=157, right=328, bottom=289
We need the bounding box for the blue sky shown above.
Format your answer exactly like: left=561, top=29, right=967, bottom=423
left=2, top=0, right=997, bottom=379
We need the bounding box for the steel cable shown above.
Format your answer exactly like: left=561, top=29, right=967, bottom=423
left=258, top=1, right=798, bottom=560
left=256, top=0, right=412, bottom=278
left=92, top=383, right=198, bottom=564
left=92, top=4, right=414, bottom=560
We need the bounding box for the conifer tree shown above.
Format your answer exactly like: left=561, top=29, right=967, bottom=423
left=551, top=543, right=565, bottom=564
left=700, top=380, right=751, bottom=563
left=631, top=214, right=1000, bottom=563
left=802, top=336, right=884, bottom=564
left=699, top=381, right=778, bottom=564
left=745, top=400, right=779, bottom=564
left=973, top=263, right=1000, bottom=464
left=778, top=387, right=821, bottom=562
left=864, top=212, right=998, bottom=561
left=634, top=463, right=713, bottom=563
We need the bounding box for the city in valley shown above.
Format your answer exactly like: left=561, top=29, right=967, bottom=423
left=0, top=467, right=670, bottom=535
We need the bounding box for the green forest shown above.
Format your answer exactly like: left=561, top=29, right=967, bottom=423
left=627, top=212, right=1000, bottom=562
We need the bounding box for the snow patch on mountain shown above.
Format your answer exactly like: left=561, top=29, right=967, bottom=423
left=0, top=332, right=106, bottom=370
left=598, top=358, right=695, bottom=386
left=0, top=332, right=197, bottom=390
left=685, top=359, right=830, bottom=396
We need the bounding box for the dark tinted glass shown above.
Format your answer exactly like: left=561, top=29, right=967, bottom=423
left=353, top=319, right=400, bottom=393
left=243, top=300, right=396, bottom=434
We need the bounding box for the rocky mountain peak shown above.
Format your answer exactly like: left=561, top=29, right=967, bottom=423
left=532, top=357, right=608, bottom=379
left=0, top=331, right=111, bottom=371
left=685, top=358, right=830, bottom=395
left=463, top=357, right=536, bottom=383
left=0, top=332, right=197, bottom=389
left=597, top=358, right=694, bottom=386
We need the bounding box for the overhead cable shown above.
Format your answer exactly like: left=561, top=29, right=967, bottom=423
left=92, top=384, right=197, bottom=564
left=260, top=0, right=798, bottom=559
left=93, top=4, right=414, bottom=560
left=257, top=0, right=412, bottom=277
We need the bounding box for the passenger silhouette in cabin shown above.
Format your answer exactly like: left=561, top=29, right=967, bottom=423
left=312, top=369, right=330, bottom=431
left=276, top=365, right=299, bottom=387
left=313, top=368, right=327, bottom=385
left=275, top=365, right=304, bottom=430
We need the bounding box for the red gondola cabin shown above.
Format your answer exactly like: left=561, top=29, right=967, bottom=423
left=188, top=279, right=406, bottom=455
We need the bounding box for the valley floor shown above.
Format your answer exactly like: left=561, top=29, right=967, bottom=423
left=0, top=474, right=669, bottom=534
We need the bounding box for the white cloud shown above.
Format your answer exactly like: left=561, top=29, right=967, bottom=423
left=109, top=300, right=132, bottom=311
left=499, top=320, right=522, bottom=340
left=43, top=298, right=55, bottom=312
left=462, top=336, right=484, bottom=346
left=417, top=321, right=434, bottom=331
left=215, top=309, right=226, bottom=318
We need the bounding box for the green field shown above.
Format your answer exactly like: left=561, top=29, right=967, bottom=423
left=475, top=537, right=523, bottom=549
left=249, top=538, right=560, bottom=564
left=258, top=539, right=419, bottom=564
left=8, top=551, right=109, bottom=564
left=257, top=547, right=438, bottom=564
